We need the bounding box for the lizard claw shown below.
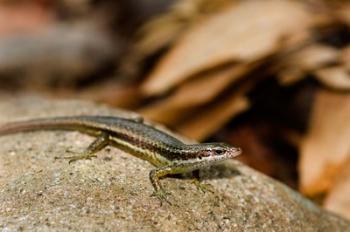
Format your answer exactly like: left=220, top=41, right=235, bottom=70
left=55, top=154, right=97, bottom=164
left=151, top=189, right=172, bottom=205
left=191, top=179, right=214, bottom=193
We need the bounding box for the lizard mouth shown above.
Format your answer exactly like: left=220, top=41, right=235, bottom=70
left=228, top=147, right=242, bottom=158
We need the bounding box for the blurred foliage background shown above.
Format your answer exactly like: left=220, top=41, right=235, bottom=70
left=1, top=0, right=350, bottom=219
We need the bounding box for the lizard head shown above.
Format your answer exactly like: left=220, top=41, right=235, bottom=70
left=198, top=143, right=242, bottom=161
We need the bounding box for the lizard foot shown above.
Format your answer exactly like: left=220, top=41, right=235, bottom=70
left=151, top=189, right=172, bottom=205
left=191, top=179, right=214, bottom=193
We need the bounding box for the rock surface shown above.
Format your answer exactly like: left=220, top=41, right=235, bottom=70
left=0, top=97, right=349, bottom=231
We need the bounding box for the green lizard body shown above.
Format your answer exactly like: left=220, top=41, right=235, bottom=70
left=0, top=116, right=241, bottom=203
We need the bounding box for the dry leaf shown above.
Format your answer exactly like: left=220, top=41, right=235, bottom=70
left=324, top=159, right=350, bottom=220
left=300, top=90, right=350, bottom=196
left=340, top=46, right=350, bottom=70
left=140, top=63, right=253, bottom=124
left=124, top=0, right=235, bottom=77
left=278, top=44, right=339, bottom=85
left=315, top=66, right=350, bottom=90
left=135, top=0, right=235, bottom=58
left=278, top=68, right=305, bottom=86
left=336, top=3, right=350, bottom=25
left=290, top=45, right=339, bottom=71
left=177, top=95, right=249, bottom=141
left=142, top=0, right=312, bottom=95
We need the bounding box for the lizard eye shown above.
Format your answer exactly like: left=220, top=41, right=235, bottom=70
left=215, top=149, right=224, bottom=155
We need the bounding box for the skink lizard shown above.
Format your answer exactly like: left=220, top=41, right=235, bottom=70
left=0, top=115, right=241, bottom=203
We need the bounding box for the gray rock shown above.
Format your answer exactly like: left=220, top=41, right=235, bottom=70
left=0, top=97, right=349, bottom=232
left=0, top=23, right=116, bottom=86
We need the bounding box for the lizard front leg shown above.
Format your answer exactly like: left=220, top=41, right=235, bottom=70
left=149, top=166, right=175, bottom=205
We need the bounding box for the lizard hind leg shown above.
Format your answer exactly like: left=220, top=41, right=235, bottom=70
left=56, top=132, right=110, bottom=164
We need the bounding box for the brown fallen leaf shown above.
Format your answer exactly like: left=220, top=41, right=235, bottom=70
left=290, top=44, right=338, bottom=70
left=324, top=158, right=350, bottom=220
left=176, top=94, right=249, bottom=141
left=278, top=68, right=305, bottom=86
left=123, top=0, right=235, bottom=78
left=278, top=44, right=339, bottom=85
left=141, top=0, right=313, bottom=96
left=134, top=0, right=234, bottom=58
left=315, top=66, right=350, bottom=90
left=336, top=2, right=350, bottom=25
left=340, top=46, right=350, bottom=70
left=300, top=90, right=350, bottom=196
left=140, top=62, right=254, bottom=125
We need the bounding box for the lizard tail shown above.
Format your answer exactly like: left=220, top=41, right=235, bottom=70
left=0, top=117, right=89, bottom=136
